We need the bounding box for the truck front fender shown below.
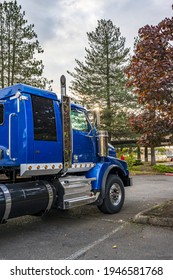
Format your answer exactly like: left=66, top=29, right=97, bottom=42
left=86, top=163, right=126, bottom=197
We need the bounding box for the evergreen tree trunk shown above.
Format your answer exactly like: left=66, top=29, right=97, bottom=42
left=150, top=146, right=156, bottom=166
left=7, top=14, right=11, bottom=86
left=106, top=34, right=111, bottom=140
left=0, top=7, right=4, bottom=88
left=145, top=147, right=148, bottom=162
left=11, top=20, right=17, bottom=85
left=137, top=146, right=141, bottom=160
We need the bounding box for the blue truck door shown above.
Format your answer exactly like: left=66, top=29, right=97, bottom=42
left=6, top=99, right=19, bottom=162
left=0, top=101, right=18, bottom=164
left=71, top=108, right=96, bottom=163
left=31, top=95, right=62, bottom=164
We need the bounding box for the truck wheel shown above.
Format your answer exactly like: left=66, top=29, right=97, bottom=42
left=98, top=175, right=125, bottom=214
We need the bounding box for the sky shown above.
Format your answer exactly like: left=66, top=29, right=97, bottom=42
left=3, top=0, right=173, bottom=92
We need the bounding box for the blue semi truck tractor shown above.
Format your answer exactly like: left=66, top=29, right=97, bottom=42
left=0, top=75, right=132, bottom=223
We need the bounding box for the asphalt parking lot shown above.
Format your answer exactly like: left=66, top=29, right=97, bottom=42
left=0, top=175, right=173, bottom=260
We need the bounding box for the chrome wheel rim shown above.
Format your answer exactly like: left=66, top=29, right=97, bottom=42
left=109, top=183, right=122, bottom=206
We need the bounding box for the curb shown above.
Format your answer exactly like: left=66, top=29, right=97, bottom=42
left=165, top=173, right=173, bottom=176
left=133, top=209, right=173, bottom=228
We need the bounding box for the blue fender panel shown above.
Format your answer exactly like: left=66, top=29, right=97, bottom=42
left=86, top=162, right=110, bottom=191
left=86, top=160, right=128, bottom=194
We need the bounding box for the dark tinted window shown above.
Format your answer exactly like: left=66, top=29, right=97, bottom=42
left=31, top=95, right=57, bottom=141
left=0, top=104, right=4, bottom=125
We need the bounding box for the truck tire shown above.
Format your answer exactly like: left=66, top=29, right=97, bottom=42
left=98, top=175, right=125, bottom=214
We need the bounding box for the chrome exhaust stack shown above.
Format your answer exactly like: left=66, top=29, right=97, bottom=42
left=97, top=130, right=108, bottom=157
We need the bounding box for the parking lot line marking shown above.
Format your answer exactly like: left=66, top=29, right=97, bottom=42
left=65, top=222, right=128, bottom=260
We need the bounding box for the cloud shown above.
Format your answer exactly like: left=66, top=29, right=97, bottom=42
left=103, top=0, right=173, bottom=51
left=5, top=0, right=173, bottom=91
left=16, top=0, right=106, bottom=90
left=17, top=0, right=58, bottom=42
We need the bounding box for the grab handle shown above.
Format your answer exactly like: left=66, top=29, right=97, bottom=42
left=8, top=113, right=17, bottom=161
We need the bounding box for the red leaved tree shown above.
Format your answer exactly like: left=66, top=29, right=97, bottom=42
left=125, top=7, right=173, bottom=165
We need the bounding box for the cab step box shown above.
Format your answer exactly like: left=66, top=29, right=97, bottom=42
left=59, top=176, right=97, bottom=209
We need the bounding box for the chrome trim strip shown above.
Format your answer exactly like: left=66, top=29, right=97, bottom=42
left=0, top=184, right=12, bottom=222
left=45, top=183, right=54, bottom=212
left=20, top=163, right=63, bottom=176
left=20, top=162, right=95, bottom=176
left=68, top=162, right=95, bottom=173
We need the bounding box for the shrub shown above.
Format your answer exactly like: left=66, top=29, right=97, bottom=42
left=152, top=164, right=173, bottom=173
left=125, top=154, right=136, bottom=169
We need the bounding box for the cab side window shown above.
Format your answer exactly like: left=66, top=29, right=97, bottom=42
left=71, top=109, right=89, bottom=132
left=0, top=104, right=4, bottom=125
left=31, top=95, right=57, bottom=141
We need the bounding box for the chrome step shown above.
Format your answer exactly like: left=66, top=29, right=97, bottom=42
left=64, top=195, right=98, bottom=209
left=60, top=176, right=96, bottom=184
left=59, top=176, right=98, bottom=209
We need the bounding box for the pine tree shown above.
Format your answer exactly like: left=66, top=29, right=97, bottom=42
left=68, top=19, right=137, bottom=140
left=0, top=0, right=52, bottom=89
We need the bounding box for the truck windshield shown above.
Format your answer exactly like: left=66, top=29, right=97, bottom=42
left=0, top=104, right=4, bottom=125
left=71, top=109, right=90, bottom=132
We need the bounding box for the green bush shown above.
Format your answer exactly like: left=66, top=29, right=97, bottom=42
left=152, top=164, right=173, bottom=173
left=124, top=154, right=136, bottom=169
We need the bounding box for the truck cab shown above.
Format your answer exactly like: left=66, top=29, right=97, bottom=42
left=0, top=77, right=132, bottom=224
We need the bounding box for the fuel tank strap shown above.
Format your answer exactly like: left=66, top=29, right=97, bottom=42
left=45, top=183, right=54, bottom=212
left=0, top=184, right=12, bottom=223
